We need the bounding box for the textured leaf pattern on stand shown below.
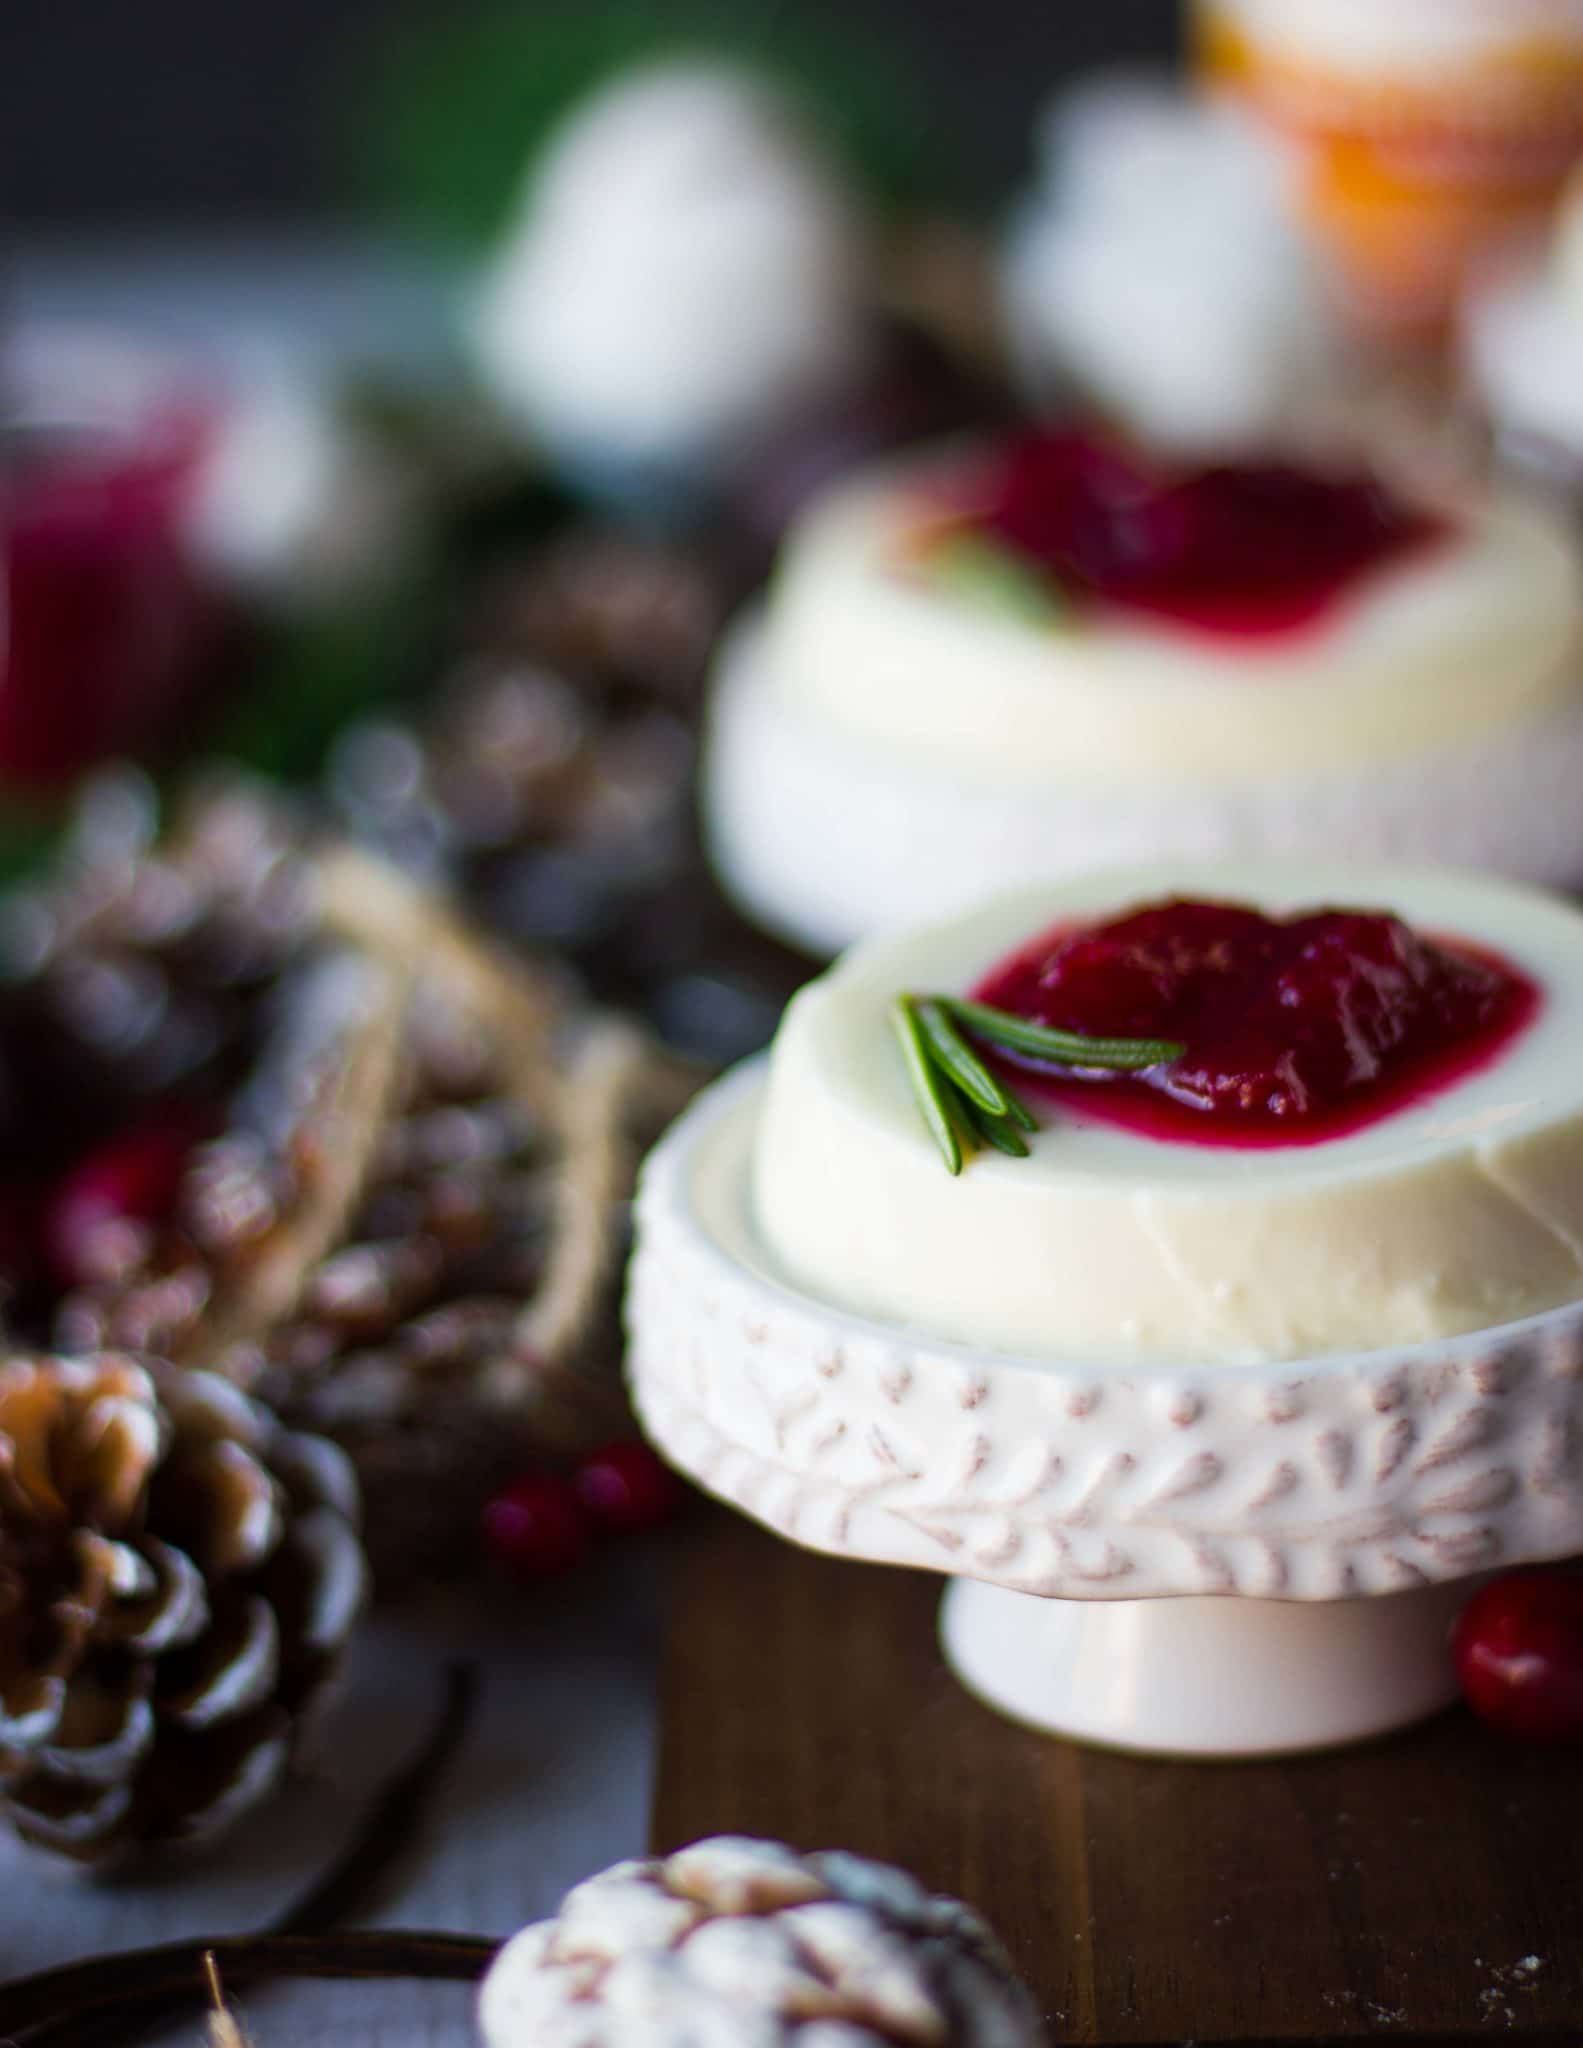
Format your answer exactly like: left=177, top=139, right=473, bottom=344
left=627, top=1070, right=1583, bottom=1602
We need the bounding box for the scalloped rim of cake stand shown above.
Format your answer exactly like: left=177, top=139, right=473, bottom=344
left=628, top=1063, right=1583, bottom=1610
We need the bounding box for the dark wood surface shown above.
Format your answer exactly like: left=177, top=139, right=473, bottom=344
left=652, top=1509, right=1583, bottom=2046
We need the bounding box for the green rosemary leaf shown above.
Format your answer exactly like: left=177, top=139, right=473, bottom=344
left=892, top=997, right=963, bottom=1174
left=965, top=1100, right=1031, bottom=1158
left=927, top=534, right=1067, bottom=626
left=1000, top=1080, right=1039, bottom=1133
left=914, top=997, right=1012, bottom=1115
left=942, top=998, right=1183, bottom=1072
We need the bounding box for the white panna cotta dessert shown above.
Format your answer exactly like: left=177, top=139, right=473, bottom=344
left=703, top=430, right=1583, bottom=954
left=627, top=863, right=1583, bottom=1753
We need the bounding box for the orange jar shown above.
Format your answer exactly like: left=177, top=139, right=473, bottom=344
left=1195, top=0, right=1583, bottom=339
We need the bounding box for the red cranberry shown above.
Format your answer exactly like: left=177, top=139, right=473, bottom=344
left=574, top=1441, right=683, bottom=1536
left=968, top=429, right=1445, bottom=638
left=973, top=898, right=1536, bottom=1149
left=483, top=1475, right=592, bottom=1578
left=45, top=1108, right=204, bottom=1289
left=1453, top=1572, right=1583, bottom=1743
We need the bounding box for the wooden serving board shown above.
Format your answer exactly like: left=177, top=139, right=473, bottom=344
left=651, top=1509, right=1583, bottom=2046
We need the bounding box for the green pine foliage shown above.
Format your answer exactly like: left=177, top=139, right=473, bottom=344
left=363, top=0, right=956, bottom=251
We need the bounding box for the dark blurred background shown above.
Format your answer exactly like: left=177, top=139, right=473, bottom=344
left=1, top=0, right=1178, bottom=226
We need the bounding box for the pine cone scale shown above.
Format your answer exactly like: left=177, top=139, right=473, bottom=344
left=157, top=1591, right=280, bottom=1729
left=9, top=1770, right=135, bottom=1855
left=35, top=1664, right=155, bottom=1785
left=273, top=1507, right=369, bottom=1658
left=106, top=1535, right=210, bottom=1656
left=0, top=1671, right=66, bottom=1750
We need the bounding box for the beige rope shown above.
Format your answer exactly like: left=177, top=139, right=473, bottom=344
left=185, top=950, right=413, bottom=1372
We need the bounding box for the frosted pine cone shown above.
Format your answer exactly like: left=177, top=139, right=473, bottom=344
left=0, top=1353, right=365, bottom=1868
left=479, top=1835, right=1046, bottom=2048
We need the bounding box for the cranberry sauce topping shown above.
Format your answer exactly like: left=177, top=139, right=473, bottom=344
left=972, top=898, right=1539, bottom=1148
left=950, top=430, right=1447, bottom=637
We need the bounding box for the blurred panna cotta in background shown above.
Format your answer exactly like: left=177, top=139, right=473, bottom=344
left=1464, top=168, right=1583, bottom=496
left=702, top=426, right=1583, bottom=955
left=468, top=60, right=873, bottom=520
left=1000, top=76, right=1355, bottom=454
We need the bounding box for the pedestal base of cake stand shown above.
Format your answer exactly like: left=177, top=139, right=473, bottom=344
left=939, top=1577, right=1466, bottom=1757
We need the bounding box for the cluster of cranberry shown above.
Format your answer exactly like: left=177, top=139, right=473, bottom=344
left=483, top=1442, right=684, bottom=1578
left=0, top=1107, right=203, bottom=1302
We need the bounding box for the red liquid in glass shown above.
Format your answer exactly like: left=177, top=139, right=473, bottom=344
left=972, top=898, right=1538, bottom=1149
left=0, top=394, right=216, bottom=789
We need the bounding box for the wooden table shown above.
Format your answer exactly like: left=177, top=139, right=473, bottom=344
left=653, top=1510, right=1583, bottom=2046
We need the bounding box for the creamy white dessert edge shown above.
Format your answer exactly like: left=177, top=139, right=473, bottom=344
left=759, top=447, right=1583, bottom=791
left=752, top=863, right=1583, bottom=1367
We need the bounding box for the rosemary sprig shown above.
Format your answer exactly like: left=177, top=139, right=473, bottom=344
left=914, top=998, right=1017, bottom=1117
left=893, top=992, right=1183, bottom=1173
left=893, top=995, right=964, bottom=1174
left=965, top=1098, right=1030, bottom=1159
left=943, top=997, right=1184, bottom=1071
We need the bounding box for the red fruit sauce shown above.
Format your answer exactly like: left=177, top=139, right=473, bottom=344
left=950, top=430, right=1447, bottom=637
left=972, top=898, right=1538, bottom=1149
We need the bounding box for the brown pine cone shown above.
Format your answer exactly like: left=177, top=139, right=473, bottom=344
left=219, top=960, right=654, bottom=1581
left=466, top=526, right=727, bottom=704
left=478, top=1836, right=1047, bottom=2048
left=325, top=523, right=806, bottom=1070
left=3, top=784, right=693, bottom=1584
left=0, top=1352, right=365, bottom=1868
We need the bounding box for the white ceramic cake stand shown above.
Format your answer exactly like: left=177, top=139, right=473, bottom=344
left=702, top=614, right=1583, bottom=956
left=628, top=1066, right=1583, bottom=1757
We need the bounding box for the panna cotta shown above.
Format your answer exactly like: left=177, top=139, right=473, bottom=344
left=628, top=862, right=1583, bottom=1753
left=754, top=864, right=1583, bottom=1365
left=704, top=429, right=1583, bottom=952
